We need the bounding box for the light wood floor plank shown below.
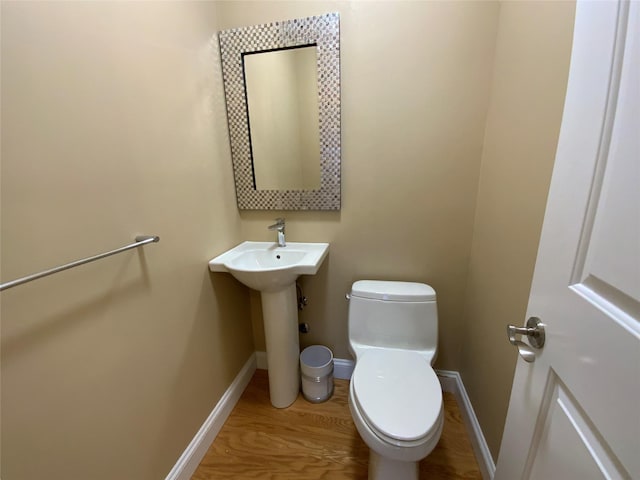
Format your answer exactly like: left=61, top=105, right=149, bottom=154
left=192, top=370, right=481, bottom=479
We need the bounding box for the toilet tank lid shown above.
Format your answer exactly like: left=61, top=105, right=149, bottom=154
left=351, top=280, right=436, bottom=301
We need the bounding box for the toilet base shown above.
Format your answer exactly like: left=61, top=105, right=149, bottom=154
left=369, top=450, right=418, bottom=480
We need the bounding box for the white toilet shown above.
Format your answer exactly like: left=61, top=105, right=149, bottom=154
left=347, top=280, right=444, bottom=480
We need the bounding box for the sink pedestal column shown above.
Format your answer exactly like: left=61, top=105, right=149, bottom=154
left=260, top=283, right=300, bottom=408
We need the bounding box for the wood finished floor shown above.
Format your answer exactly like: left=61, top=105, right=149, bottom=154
left=192, top=369, right=482, bottom=479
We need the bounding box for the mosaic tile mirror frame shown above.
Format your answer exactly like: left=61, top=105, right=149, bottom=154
left=218, top=13, right=341, bottom=210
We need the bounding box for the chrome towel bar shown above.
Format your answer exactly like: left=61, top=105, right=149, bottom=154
left=0, top=235, right=160, bottom=292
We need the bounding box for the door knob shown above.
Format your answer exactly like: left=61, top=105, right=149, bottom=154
left=507, top=317, right=545, bottom=363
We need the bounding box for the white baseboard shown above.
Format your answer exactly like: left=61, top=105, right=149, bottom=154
left=256, top=350, right=355, bottom=380
left=164, top=353, right=257, bottom=480
left=255, top=350, right=268, bottom=370
left=437, top=370, right=496, bottom=480
left=333, top=357, right=354, bottom=380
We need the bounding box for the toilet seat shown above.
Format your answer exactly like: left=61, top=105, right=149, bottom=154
left=351, top=349, right=443, bottom=446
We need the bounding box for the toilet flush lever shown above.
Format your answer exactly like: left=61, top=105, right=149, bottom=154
left=506, top=317, right=545, bottom=363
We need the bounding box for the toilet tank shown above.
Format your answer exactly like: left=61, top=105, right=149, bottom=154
left=348, top=280, right=438, bottom=363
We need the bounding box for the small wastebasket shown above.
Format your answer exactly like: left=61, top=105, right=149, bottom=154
left=300, top=345, right=334, bottom=403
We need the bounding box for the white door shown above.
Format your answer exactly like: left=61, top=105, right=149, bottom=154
left=495, top=1, right=639, bottom=479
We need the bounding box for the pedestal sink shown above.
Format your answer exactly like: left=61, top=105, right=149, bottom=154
left=209, top=241, right=329, bottom=408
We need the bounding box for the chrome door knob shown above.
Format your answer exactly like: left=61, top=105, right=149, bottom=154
left=507, top=317, right=546, bottom=363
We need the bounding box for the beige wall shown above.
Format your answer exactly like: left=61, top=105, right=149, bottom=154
left=0, top=2, right=253, bottom=479
left=217, top=1, right=501, bottom=370
left=460, top=0, right=575, bottom=461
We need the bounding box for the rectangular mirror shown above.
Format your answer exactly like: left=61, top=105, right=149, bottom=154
left=244, top=45, right=321, bottom=191
left=218, top=13, right=341, bottom=210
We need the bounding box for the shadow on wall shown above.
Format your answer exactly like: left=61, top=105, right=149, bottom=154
left=150, top=269, right=253, bottom=477
left=207, top=270, right=254, bottom=370
left=1, top=250, right=151, bottom=361
left=298, top=255, right=335, bottom=353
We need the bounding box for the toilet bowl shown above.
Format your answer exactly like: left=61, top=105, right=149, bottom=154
left=347, top=280, right=443, bottom=480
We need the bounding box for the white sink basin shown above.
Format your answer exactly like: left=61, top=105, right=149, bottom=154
left=209, top=240, right=329, bottom=408
left=209, top=241, right=329, bottom=292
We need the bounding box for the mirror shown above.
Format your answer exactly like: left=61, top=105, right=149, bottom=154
left=218, top=13, right=341, bottom=210
left=244, top=46, right=321, bottom=191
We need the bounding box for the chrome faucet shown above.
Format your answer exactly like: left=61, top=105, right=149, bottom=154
left=268, top=218, right=286, bottom=247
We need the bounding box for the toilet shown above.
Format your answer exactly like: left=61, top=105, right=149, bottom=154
left=347, top=280, right=444, bottom=480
